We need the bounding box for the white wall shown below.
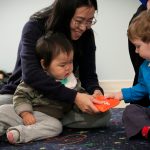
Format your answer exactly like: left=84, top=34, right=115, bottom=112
left=94, top=0, right=140, bottom=80
left=0, top=0, right=53, bottom=72
left=0, top=0, right=140, bottom=80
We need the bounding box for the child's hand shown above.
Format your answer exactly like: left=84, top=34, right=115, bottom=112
left=105, top=92, right=123, bottom=100
left=20, top=112, right=36, bottom=125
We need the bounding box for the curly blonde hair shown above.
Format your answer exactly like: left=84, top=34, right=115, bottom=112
left=128, top=10, right=150, bottom=43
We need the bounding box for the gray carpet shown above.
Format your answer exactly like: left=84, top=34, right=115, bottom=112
left=0, top=108, right=150, bottom=150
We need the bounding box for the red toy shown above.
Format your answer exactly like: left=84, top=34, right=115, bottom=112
left=94, top=95, right=120, bottom=112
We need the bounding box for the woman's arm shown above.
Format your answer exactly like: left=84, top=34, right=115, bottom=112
left=78, top=30, right=103, bottom=95
left=20, top=21, right=77, bottom=103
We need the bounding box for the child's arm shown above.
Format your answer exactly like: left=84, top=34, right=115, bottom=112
left=13, top=81, right=36, bottom=125
left=20, top=111, right=36, bottom=125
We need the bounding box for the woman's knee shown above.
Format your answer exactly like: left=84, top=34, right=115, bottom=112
left=97, top=110, right=111, bottom=127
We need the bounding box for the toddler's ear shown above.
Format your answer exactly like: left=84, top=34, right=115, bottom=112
left=40, top=59, right=46, bottom=70
left=0, top=74, right=4, bottom=80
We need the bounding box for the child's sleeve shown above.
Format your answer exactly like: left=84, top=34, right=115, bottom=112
left=121, top=63, right=148, bottom=103
left=13, top=82, right=33, bottom=115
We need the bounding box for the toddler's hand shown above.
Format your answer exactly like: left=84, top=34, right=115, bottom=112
left=20, top=112, right=36, bottom=125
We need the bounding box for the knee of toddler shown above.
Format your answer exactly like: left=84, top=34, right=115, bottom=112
left=0, top=123, right=6, bottom=136
left=122, top=104, right=137, bottom=122
left=54, top=119, right=63, bottom=134
left=48, top=118, right=63, bottom=135
left=123, top=104, right=137, bottom=114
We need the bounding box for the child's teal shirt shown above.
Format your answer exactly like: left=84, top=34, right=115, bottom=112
left=122, top=60, right=150, bottom=103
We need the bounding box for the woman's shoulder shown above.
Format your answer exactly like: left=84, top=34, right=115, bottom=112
left=22, top=18, right=46, bottom=34
left=20, top=18, right=46, bottom=48
left=81, top=29, right=95, bottom=48
left=81, top=29, right=94, bottom=42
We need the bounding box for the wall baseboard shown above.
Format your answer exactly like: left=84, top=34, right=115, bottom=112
left=99, top=80, right=133, bottom=93
left=99, top=80, right=133, bottom=108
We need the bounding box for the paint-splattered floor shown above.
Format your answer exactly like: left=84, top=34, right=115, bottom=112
left=0, top=108, right=150, bottom=150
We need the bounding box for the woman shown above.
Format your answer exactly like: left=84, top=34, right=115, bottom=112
left=0, top=0, right=110, bottom=128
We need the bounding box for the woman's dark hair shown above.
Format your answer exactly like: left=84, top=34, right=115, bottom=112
left=30, top=0, right=98, bottom=39
left=36, top=32, right=73, bottom=68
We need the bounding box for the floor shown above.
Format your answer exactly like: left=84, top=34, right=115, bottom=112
left=115, top=100, right=129, bottom=108
left=2, top=108, right=150, bottom=150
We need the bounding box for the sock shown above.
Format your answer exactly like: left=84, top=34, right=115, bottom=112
left=7, top=129, right=19, bottom=144
left=141, top=126, right=150, bottom=139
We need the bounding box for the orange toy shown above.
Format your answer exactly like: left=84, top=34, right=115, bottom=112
left=94, top=95, right=120, bottom=112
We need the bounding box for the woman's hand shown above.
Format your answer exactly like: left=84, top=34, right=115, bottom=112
left=92, top=89, right=103, bottom=98
left=75, top=92, right=99, bottom=114
left=105, top=92, right=123, bottom=100
left=20, top=112, right=36, bottom=125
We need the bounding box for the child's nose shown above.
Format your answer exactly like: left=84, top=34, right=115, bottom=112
left=65, top=64, right=70, bottom=71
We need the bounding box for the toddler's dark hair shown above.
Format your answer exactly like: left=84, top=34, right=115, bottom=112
left=36, top=32, right=73, bottom=68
